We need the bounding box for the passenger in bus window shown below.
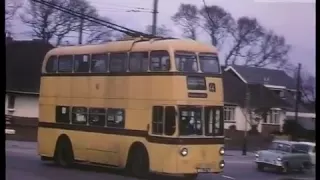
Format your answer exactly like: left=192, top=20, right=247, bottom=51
left=88, top=108, right=105, bottom=126
left=91, top=54, right=108, bottom=73
left=107, top=109, right=125, bottom=128
left=71, top=107, right=88, bottom=125
left=74, top=55, right=89, bottom=72
left=179, top=108, right=203, bottom=136
left=150, top=51, right=170, bottom=71
left=175, top=52, right=198, bottom=72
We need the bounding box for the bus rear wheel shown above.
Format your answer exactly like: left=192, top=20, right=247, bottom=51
left=127, top=146, right=149, bottom=178
left=54, top=139, right=74, bottom=168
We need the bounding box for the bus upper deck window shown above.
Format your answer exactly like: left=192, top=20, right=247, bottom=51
left=58, top=55, right=73, bottom=73
left=74, top=55, right=89, bottom=73
left=46, top=56, right=58, bottom=73
left=175, top=51, right=198, bottom=72
left=129, top=52, right=148, bottom=72
left=91, top=54, right=108, bottom=73
left=199, top=53, right=220, bottom=73
left=110, top=53, right=128, bottom=72
left=150, top=51, right=170, bottom=71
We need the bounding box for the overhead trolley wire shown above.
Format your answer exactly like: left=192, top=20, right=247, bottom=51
left=31, top=0, right=159, bottom=38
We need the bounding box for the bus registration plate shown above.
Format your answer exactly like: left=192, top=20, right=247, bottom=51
left=196, top=168, right=212, bottom=173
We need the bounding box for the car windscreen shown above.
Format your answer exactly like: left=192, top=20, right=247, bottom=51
left=269, top=142, right=291, bottom=152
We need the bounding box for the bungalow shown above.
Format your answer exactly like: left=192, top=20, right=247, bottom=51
left=5, top=37, right=54, bottom=138
left=223, top=65, right=315, bottom=135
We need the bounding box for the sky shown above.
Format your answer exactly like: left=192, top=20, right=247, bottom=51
left=10, top=0, right=315, bottom=75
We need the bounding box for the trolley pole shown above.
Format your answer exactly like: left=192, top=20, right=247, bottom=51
left=152, top=0, right=159, bottom=35
left=242, top=86, right=250, bottom=156
left=292, top=63, right=301, bottom=141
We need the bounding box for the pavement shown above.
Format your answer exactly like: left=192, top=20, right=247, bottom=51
left=5, top=140, right=315, bottom=180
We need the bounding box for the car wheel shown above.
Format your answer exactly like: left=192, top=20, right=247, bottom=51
left=256, top=163, right=264, bottom=171
left=299, top=162, right=311, bottom=174
left=278, top=162, right=289, bottom=174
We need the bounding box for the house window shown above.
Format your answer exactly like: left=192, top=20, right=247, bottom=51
left=7, top=95, right=15, bottom=109
left=273, top=90, right=284, bottom=98
left=279, top=90, right=285, bottom=98
left=223, top=106, right=235, bottom=122
left=269, top=110, right=280, bottom=124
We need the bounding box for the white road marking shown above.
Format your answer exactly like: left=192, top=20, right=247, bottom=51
left=6, top=148, right=37, bottom=156
left=222, top=175, right=236, bottom=180
left=225, top=160, right=252, bottom=164
left=5, top=129, right=16, bottom=135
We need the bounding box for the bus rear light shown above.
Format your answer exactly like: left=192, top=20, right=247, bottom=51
left=219, top=160, right=225, bottom=169
left=219, top=147, right=225, bottom=155
left=180, top=147, right=188, bottom=156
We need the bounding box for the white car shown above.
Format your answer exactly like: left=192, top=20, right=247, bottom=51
left=255, top=140, right=312, bottom=173
left=296, top=141, right=316, bottom=166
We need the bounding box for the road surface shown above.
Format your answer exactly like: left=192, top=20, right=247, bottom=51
left=5, top=141, right=315, bottom=180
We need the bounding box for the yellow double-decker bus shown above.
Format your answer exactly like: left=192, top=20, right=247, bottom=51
left=38, top=37, right=225, bottom=179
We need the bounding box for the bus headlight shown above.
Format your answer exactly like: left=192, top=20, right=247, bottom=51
left=180, top=148, right=188, bottom=156
left=219, top=147, right=225, bottom=155
left=219, top=160, right=225, bottom=169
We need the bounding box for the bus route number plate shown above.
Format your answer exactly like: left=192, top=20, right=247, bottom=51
left=196, top=168, right=212, bottom=173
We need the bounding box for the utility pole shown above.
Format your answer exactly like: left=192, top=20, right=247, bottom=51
left=292, top=63, right=301, bottom=141
left=78, top=9, right=84, bottom=45
left=152, top=0, right=159, bottom=36
left=242, top=85, right=250, bottom=156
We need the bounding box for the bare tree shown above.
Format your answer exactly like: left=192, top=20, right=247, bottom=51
left=199, top=5, right=235, bottom=47
left=300, top=69, right=315, bottom=103
left=145, top=24, right=172, bottom=37
left=281, top=62, right=315, bottom=103
left=241, top=30, right=291, bottom=68
left=20, top=0, right=75, bottom=43
left=224, top=17, right=264, bottom=66
left=113, top=33, right=134, bottom=41
left=85, top=16, right=114, bottom=44
left=171, top=4, right=199, bottom=40
left=5, top=0, right=22, bottom=30
left=20, top=0, right=100, bottom=45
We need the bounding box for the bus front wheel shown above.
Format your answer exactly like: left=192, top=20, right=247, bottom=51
left=54, top=138, right=74, bottom=168
left=126, top=146, right=149, bottom=178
